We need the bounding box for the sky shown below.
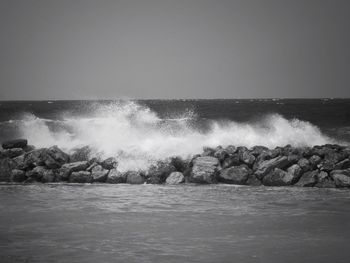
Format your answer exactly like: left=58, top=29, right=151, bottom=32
left=0, top=0, right=350, bottom=100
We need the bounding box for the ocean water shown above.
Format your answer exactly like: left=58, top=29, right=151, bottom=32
left=1, top=99, right=350, bottom=171
left=0, top=184, right=350, bottom=263
left=1, top=99, right=350, bottom=262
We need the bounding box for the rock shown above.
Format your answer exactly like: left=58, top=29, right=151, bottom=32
left=41, top=169, right=56, bottom=183
left=315, top=171, right=335, bottom=188
left=12, top=155, right=26, bottom=170
left=58, top=161, right=89, bottom=181
left=309, top=155, right=322, bottom=168
left=246, top=174, right=262, bottom=186
left=26, top=166, right=53, bottom=181
left=222, top=154, right=240, bottom=168
left=1, top=139, right=28, bottom=149
left=69, top=146, right=92, bottom=162
left=125, top=171, right=145, bottom=184
left=69, top=171, right=92, bottom=183
left=263, top=165, right=301, bottom=186
left=295, top=170, right=318, bottom=187
left=297, top=158, right=312, bottom=173
left=240, top=151, right=256, bottom=166
left=91, top=165, right=109, bottom=182
left=100, top=157, right=118, bottom=170
left=170, top=156, right=189, bottom=173
left=201, top=147, right=215, bottom=157
left=42, top=146, right=70, bottom=169
left=166, top=172, right=185, bottom=185
left=250, top=146, right=269, bottom=157
left=225, top=145, right=237, bottom=154
left=334, top=159, right=350, bottom=170
left=106, top=169, right=126, bottom=183
left=23, top=145, right=35, bottom=152
left=2, top=148, right=25, bottom=158
left=218, top=165, right=251, bottom=185
left=24, top=149, right=46, bottom=167
left=214, top=149, right=229, bottom=162
left=146, top=161, right=176, bottom=184
left=190, top=156, right=220, bottom=184
left=10, top=169, right=26, bottom=182
left=0, top=158, right=15, bottom=182
left=254, top=156, right=290, bottom=180
left=330, top=169, right=350, bottom=188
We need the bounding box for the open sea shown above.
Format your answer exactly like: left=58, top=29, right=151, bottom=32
left=1, top=99, right=350, bottom=262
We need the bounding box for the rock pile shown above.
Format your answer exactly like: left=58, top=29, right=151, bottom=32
left=1, top=139, right=350, bottom=188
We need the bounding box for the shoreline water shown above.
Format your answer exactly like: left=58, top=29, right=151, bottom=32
left=1, top=139, right=350, bottom=188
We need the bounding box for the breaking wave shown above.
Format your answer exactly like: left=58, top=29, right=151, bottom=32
left=16, top=101, right=336, bottom=171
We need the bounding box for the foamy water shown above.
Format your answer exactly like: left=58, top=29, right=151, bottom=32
left=13, top=101, right=337, bottom=171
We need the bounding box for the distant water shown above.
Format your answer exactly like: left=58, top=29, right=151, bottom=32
left=0, top=99, right=349, bottom=170
left=0, top=184, right=350, bottom=263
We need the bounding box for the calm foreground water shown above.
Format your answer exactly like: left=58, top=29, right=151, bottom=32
left=1, top=184, right=350, bottom=263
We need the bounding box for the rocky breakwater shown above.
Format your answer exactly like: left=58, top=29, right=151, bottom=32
left=1, top=139, right=350, bottom=188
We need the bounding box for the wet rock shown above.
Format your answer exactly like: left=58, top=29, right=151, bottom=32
left=126, top=171, right=145, bottom=184
left=146, top=161, right=176, bottom=184
left=225, top=145, right=237, bottom=154
left=254, top=156, right=290, bottom=180
left=69, top=146, right=92, bottom=162
left=190, top=156, right=220, bottom=184
left=246, top=174, right=262, bottom=186
left=43, top=146, right=70, bottom=169
left=106, top=169, right=126, bottom=183
left=0, top=158, right=15, bottom=182
left=10, top=169, right=26, bottom=182
left=12, top=155, right=26, bottom=170
left=286, top=164, right=302, bottom=183
left=58, top=161, right=89, bottom=181
left=218, top=165, right=251, bottom=185
left=2, top=148, right=25, bottom=158
left=23, top=145, right=35, bottom=152
left=69, top=171, right=92, bottom=183
left=214, top=149, right=229, bottom=162
left=240, top=151, right=256, bottom=166
left=170, top=156, right=189, bottom=173
left=166, top=172, right=185, bottom=185
left=330, top=169, right=350, bottom=188
left=26, top=166, right=51, bottom=181
left=100, top=157, right=118, bottom=170
left=315, top=171, right=335, bottom=188
left=309, top=155, right=322, bottom=168
left=201, top=147, right=215, bottom=157
left=250, top=146, right=269, bottom=157
left=295, top=170, right=318, bottom=187
left=263, top=165, right=301, bottom=186
left=297, top=158, right=312, bottom=173
left=2, top=139, right=27, bottom=149
left=334, top=159, right=350, bottom=170
left=222, top=154, right=240, bottom=169
left=41, top=169, right=56, bottom=183
left=91, top=165, right=109, bottom=183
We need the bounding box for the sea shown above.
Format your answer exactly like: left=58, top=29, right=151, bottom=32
left=1, top=99, right=350, bottom=262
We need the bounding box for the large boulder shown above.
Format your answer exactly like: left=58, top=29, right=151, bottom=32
left=0, top=158, right=15, bottom=182
left=57, top=161, right=89, bottom=181
left=125, top=171, right=145, bottom=184
left=1, top=139, right=27, bottom=149
left=240, top=151, right=256, bottom=167
left=1, top=148, right=25, bottom=159
left=315, top=171, right=335, bottom=188
left=246, top=174, right=262, bottom=186
left=10, top=169, right=26, bottom=182
left=106, top=169, right=126, bottom=183
left=263, top=165, right=301, bottom=186
left=254, top=156, right=290, bottom=180
left=146, top=161, right=176, bottom=184
left=334, top=159, right=350, bottom=170
left=330, top=169, right=350, bottom=188
left=69, top=171, right=92, bottom=183
left=214, top=149, right=229, bottom=162
left=190, top=156, right=220, bottom=184
left=222, top=153, right=240, bottom=168
left=297, top=158, right=312, bottom=173
left=26, top=166, right=56, bottom=182
left=24, top=146, right=69, bottom=169
left=91, top=165, right=109, bottom=183
left=165, top=172, right=185, bottom=185
left=100, top=157, right=118, bottom=170
left=170, top=156, right=189, bottom=173
left=218, top=165, right=251, bottom=185
left=295, top=170, right=318, bottom=187
left=69, top=146, right=92, bottom=162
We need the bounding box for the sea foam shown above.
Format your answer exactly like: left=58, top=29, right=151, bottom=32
left=18, top=101, right=336, bottom=171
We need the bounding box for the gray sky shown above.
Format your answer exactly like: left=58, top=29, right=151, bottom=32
left=1, top=0, right=350, bottom=100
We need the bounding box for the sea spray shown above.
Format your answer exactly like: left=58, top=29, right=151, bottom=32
left=17, top=101, right=336, bottom=171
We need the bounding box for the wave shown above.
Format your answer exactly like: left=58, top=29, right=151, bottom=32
left=15, top=101, right=338, bottom=171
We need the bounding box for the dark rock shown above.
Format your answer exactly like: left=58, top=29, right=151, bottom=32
left=240, top=151, right=256, bottom=166
left=334, top=159, right=350, bottom=170
left=146, top=161, right=176, bottom=184
left=214, top=149, right=229, bottom=162
left=190, top=156, right=220, bottom=184
left=58, top=161, right=89, bottom=181
left=286, top=164, right=302, bottom=183
left=0, top=158, right=15, bottom=182
left=2, top=139, right=27, bottom=149
left=295, top=170, right=318, bottom=187
left=10, top=169, right=26, bottom=182
left=297, top=158, right=312, bottom=173
left=287, top=154, right=300, bottom=164
left=225, top=145, right=237, bottom=154
left=222, top=153, right=241, bottom=168
left=165, top=172, right=185, bottom=184
left=218, top=165, right=251, bottom=184
left=201, top=147, right=215, bottom=157
left=263, top=164, right=301, bottom=186
left=69, top=146, right=92, bottom=162
left=106, top=168, right=126, bottom=183
left=26, top=166, right=52, bottom=181
left=69, top=171, right=92, bottom=183
left=250, top=146, right=269, bottom=157
left=2, top=148, right=25, bottom=158
left=170, top=156, right=189, bottom=173
left=43, top=146, right=70, bottom=169
left=125, top=171, right=145, bottom=184
left=100, top=157, right=118, bottom=170
left=91, top=165, right=109, bottom=182
left=254, top=156, right=290, bottom=180
left=330, top=169, right=350, bottom=188
left=309, top=155, right=322, bottom=168
left=41, top=169, right=56, bottom=183
left=246, top=174, right=262, bottom=186
left=12, top=155, right=26, bottom=170
left=315, top=171, right=335, bottom=188
left=23, top=145, right=35, bottom=152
